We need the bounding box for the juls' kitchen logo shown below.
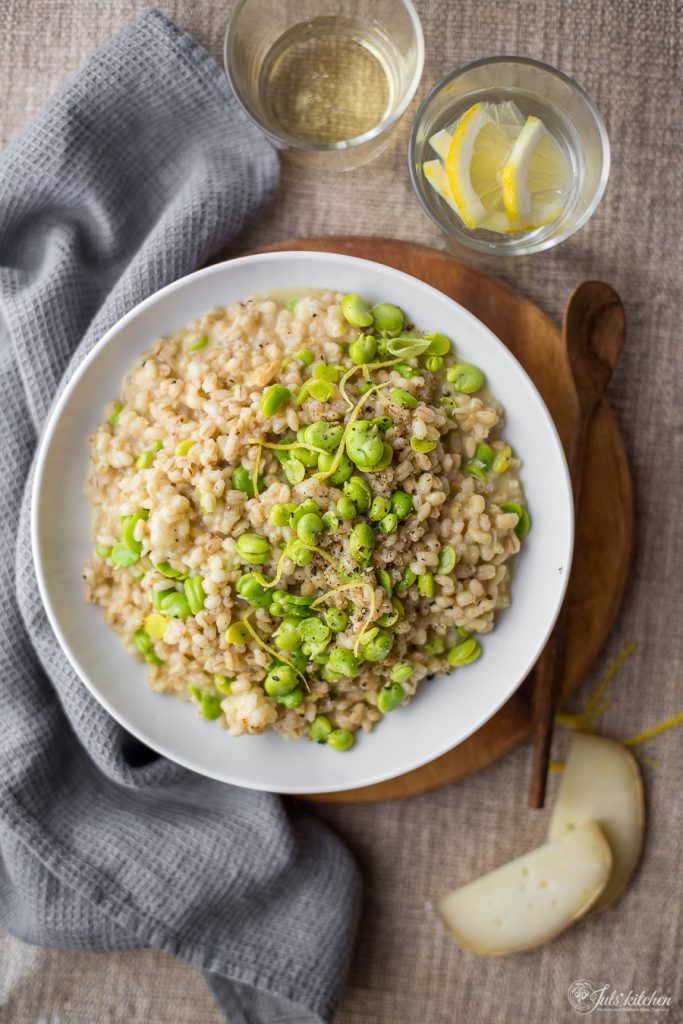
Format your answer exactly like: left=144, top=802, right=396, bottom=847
left=568, top=980, right=673, bottom=1014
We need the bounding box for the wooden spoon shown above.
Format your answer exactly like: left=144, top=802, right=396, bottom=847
left=528, top=281, right=626, bottom=809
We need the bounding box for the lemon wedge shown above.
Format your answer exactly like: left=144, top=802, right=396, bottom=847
left=445, top=103, right=515, bottom=229
left=502, top=115, right=571, bottom=223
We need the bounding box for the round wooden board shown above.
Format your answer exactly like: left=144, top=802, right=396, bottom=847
left=253, top=237, right=633, bottom=802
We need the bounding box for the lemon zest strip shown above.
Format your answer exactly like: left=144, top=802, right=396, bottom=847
left=353, top=584, right=377, bottom=656
left=315, top=382, right=390, bottom=482
left=252, top=442, right=263, bottom=499
left=240, top=616, right=309, bottom=691
left=245, top=438, right=327, bottom=456
left=252, top=541, right=294, bottom=589
left=622, top=713, right=683, bottom=748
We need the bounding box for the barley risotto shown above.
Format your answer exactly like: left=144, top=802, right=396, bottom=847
left=84, top=290, right=529, bottom=750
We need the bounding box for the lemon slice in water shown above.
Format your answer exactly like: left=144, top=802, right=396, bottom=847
left=445, top=103, right=516, bottom=229
left=502, top=115, right=572, bottom=223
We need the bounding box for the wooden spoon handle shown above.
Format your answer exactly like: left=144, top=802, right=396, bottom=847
left=528, top=282, right=625, bottom=809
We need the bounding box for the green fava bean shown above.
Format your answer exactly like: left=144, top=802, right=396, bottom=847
left=346, top=420, right=384, bottom=470
left=425, top=332, right=451, bottom=356
left=159, top=591, right=191, bottom=618
left=296, top=512, right=324, bottom=544
left=377, top=681, right=404, bottom=713
left=297, top=617, right=330, bottom=645
left=500, top=502, right=531, bottom=538
left=324, top=607, right=349, bottom=632
left=390, top=388, right=417, bottom=409
left=394, top=363, right=417, bottom=378
left=197, top=692, right=223, bottom=720
left=236, top=572, right=271, bottom=608
left=307, top=379, right=335, bottom=402
left=225, top=621, right=250, bottom=645
left=264, top=663, right=298, bottom=696
left=447, top=638, right=482, bottom=667
left=410, top=437, right=437, bottom=454
left=133, top=629, right=152, bottom=654
left=363, top=630, right=393, bottom=662
left=284, top=458, right=306, bottom=485
left=236, top=532, right=271, bottom=565
left=473, top=443, right=494, bottom=470
left=344, top=475, right=372, bottom=512
left=313, top=362, right=340, bottom=382
left=424, top=636, right=446, bottom=656
left=95, top=544, right=113, bottom=559
left=328, top=647, right=358, bottom=676
left=425, top=355, right=443, bottom=372
left=367, top=442, right=393, bottom=473
left=493, top=444, right=512, bottom=474
left=390, top=661, right=413, bottom=683
left=304, top=421, right=343, bottom=450
left=292, top=445, right=319, bottom=468
left=391, top=490, right=413, bottom=519
left=418, top=572, right=435, bottom=598
left=270, top=502, right=296, bottom=527
left=232, top=465, right=263, bottom=497
left=277, top=686, right=304, bottom=708
left=213, top=673, right=232, bottom=695
left=273, top=617, right=303, bottom=652
left=337, top=495, right=357, bottom=520
left=322, top=509, right=339, bottom=531
left=327, top=728, right=354, bottom=751
left=290, top=499, right=319, bottom=528
left=371, top=415, right=393, bottom=433
left=371, top=303, right=404, bottom=333
left=260, top=384, right=291, bottom=417
left=317, top=450, right=353, bottom=483
left=341, top=293, right=374, bottom=328
left=369, top=495, right=391, bottom=522
left=289, top=544, right=314, bottom=567
left=447, top=363, right=485, bottom=394
left=111, top=543, right=139, bottom=568
left=379, top=513, right=398, bottom=534
left=348, top=523, right=375, bottom=564
left=437, top=545, right=457, bottom=574
left=377, top=568, right=392, bottom=594
left=349, top=334, right=377, bottom=365
left=309, top=715, right=332, bottom=742
left=183, top=576, right=205, bottom=614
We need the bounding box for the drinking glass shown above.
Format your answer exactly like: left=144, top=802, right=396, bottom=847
left=225, top=0, right=424, bottom=171
left=409, top=57, right=610, bottom=256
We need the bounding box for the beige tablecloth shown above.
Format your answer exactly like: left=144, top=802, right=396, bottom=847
left=1, top=1, right=681, bottom=1022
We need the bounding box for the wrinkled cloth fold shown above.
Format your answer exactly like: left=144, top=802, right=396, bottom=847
left=0, top=9, right=360, bottom=1023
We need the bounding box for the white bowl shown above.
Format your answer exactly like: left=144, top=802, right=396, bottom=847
left=32, top=252, right=573, bottom=794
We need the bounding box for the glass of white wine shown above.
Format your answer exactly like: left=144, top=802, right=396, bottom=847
left=225, top=0, right=424, bottom=171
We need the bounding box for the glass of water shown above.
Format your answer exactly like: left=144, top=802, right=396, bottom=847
left=409, top=57, right=610, bottom=256
left=225, top=0, right=424, bottom=171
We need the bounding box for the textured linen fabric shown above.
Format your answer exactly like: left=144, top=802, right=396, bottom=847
left=0, top=10, right=362, bottom=1024
left=2, top=1, right=683, bottom=1023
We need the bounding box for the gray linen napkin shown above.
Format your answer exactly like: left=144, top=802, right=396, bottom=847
left=0, top=9, right=360, bottom=1022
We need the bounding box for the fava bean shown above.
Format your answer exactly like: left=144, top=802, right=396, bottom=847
left=371, top=303, right=404, bottom=333
left=447, top=638, right=482, bottom=667
left=377, top=681, right=404, bottom=713
left=309, top=715, right=332, bottom=742
left=236, top=533, right=270, bottom=564
left=327, top=728, right=354, bottom=751
left=341, top=293, right=374, bottom=328
left=446, top=363, right=485, bottom=394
